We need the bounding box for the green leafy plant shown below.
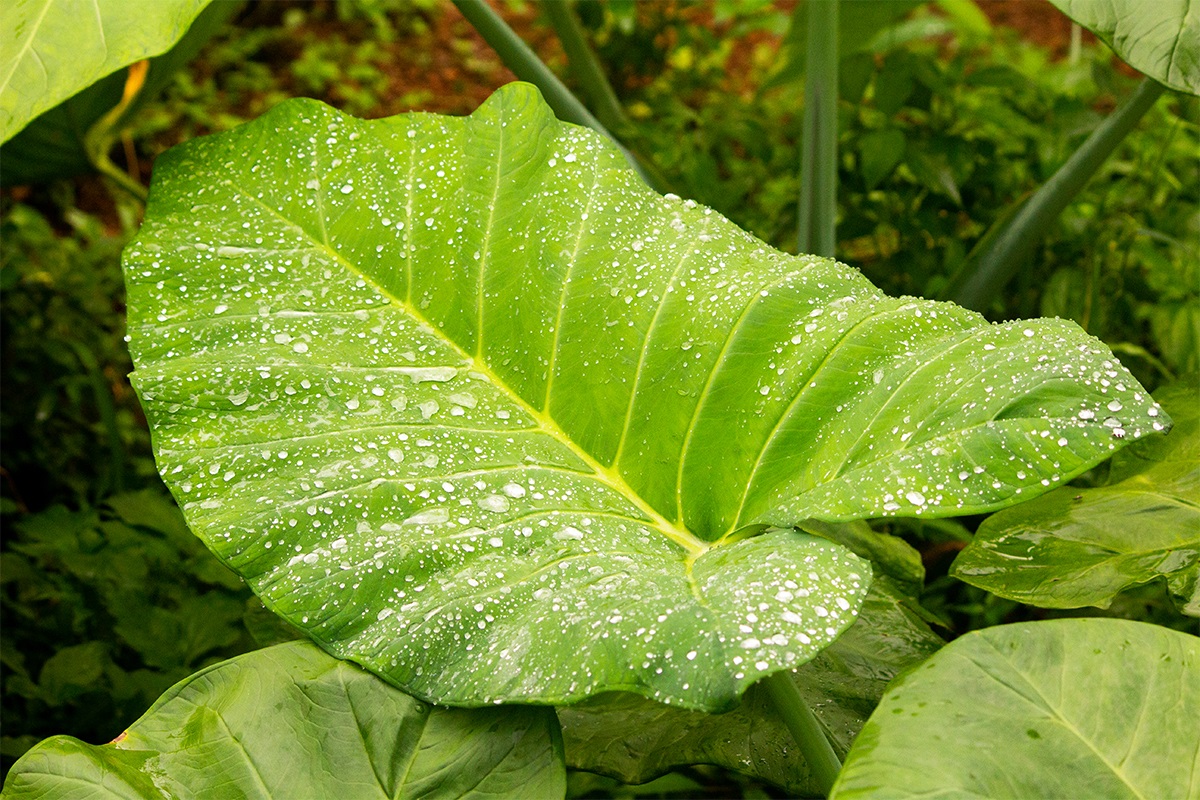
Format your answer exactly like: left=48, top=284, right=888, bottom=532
left=10, top=79, right=1192, bottom=797
left=0, top=489, right=254, bottom=773
left=954, top=376, right=1198, bottom=616
left=4, top=641, right=566, bottom=798
left=831, top=618, right=1200, bottom=798
left=4, top=1, right=1200, bottom=797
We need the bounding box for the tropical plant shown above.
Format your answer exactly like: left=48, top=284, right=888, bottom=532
left=8, top=76, right=1197, bottom=797
left=3, top=0, right=1198, bottom=797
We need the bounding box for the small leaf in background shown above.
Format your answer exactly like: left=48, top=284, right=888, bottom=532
left=559, top=580, right=943, bottom=795
left=857, top=129, right=907, bottom=190
left=906, top=148, right=962, bottom=205
left=36, top=644, right=109, bottom=709
left=953, top=377, right=1198, bottom=615
left=125, top=83, right=1165, bottom=711
left=1146, top=302, right=1200, bottom=376
left=1048, top=0, right=1200, bottom=96
left=831, top=618, right=1200, bottom=799
left=3, top=642, right=567, bottom=799
left=873, top=53, right=915, bottom=116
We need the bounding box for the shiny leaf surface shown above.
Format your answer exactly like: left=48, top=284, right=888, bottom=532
left=831, top=618, right=1200, bottom=799
left=125, top=83, right=1163, bottom=710
left=954, top=378, right=1198, bottom=614
left=2, top=641, right=566, bottom=799
left=558, top=579, right=943, bottom=795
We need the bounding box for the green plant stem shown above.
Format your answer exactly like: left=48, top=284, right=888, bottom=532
left=798, top=0, right=839, bottom=258
left=68, top=340, right=126, bottom=494
left=947, top=77, right=1166, bottom=311
left=450, top=0, right=663, bottom=191
left=542, top=0, right=631, bottom=138
left=763, top=671, right=842, bottom=796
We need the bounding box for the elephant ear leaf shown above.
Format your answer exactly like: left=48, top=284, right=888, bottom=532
left=0, top=0, right=213, bottom=143
left=124, top=82, right=1165, bottom=711
left=3, top=642, right=566, bottom=799
left=830, top=619, right=1200, bottom=799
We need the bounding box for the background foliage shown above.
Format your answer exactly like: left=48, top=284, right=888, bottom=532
left=1, top=0, right=1196, bottom=793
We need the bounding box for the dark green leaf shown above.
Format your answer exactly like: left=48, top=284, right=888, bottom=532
left=799, top=520, right=923, bottom=592
left=3, top=642, right=566, bottom=799
left=857, top=129, right=906, bottom=190
left=831, top=619, right=1200, bottom=799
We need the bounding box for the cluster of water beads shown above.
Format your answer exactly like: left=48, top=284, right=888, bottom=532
left=124, top=86, right=1165, bottom=708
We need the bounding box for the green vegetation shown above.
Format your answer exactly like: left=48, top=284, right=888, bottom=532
left=1, top=1, right=1196, bottom=797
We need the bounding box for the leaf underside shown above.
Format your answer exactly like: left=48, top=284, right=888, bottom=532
left=1048, top=0, right=1200, bottom=96
left=2, top=641, right=566, bottom=800
left=0, top=0, right=211, bottom=143
left=125, top=83, right=1164, bottom=710
left=830, top=619, right=1200, bottom=799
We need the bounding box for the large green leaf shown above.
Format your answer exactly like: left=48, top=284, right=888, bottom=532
left=1048, top=0, right=1200, bottom=96
left=124, top=83, right=1163, bottom=710
left=831, top=618, right=1200, bottom=799
left=558, top=579, right=942, bottom=795
left=953, top=377, right=1199, bottom=615
left=0, top=0, right=212, bottom=143
left=1, top=641, right=566, bottom=799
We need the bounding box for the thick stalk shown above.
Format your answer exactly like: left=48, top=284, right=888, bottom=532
left=763, top=671, right=842, bottom=796
left=542, top=0, right=632, bottom=138
left=947, top=78, right=1166, bottom=311
left=450, top=0, right=660, bottom=190
left=798, top=0, right=838, bottom=257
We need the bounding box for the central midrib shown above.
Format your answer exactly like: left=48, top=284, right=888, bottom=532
left=231, top=183, right=710, bottom=560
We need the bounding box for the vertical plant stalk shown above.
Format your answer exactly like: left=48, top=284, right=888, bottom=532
left=451, top=0, right=662, bottom=190
left=68, top=341, right=126, bottom=494
left=947, top=78, right=1166, bottom=311
left=798, top=0, right=839, bottom=257
left=542, top=0, right=632, bottom=138
left=85, top=60, right=151, bottom=201
left=763, top=671, right=842, bottom=795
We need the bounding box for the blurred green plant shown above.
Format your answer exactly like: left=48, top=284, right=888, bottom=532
left=0, top=489, right=254, bottom=775
left=0, top=203, right=150, bottom=506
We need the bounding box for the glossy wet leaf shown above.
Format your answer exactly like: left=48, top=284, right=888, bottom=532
left=799, top=520, right=924, bottom=593
left=2, top=641, right=566, bottom=799
left=558, top=579, right=942, bottom=795
left=0, top=0, right=211, bottom=143
left=954, top=378, right=1198, bottom=615
left=1048, top=0, right=1199, bottom=95
left=125, top=83, right=1162, bottom=710
left=831, top=618, right=1200, bottom=799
